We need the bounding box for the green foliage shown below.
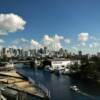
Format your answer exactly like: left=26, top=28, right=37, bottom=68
left=80, top=55, right=100, bottom=81
left=70, top=62, right=79, bottom=71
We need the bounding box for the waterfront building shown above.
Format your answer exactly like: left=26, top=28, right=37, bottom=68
left=51, top=59, right=77, bottom=70
left=41, top=58, right=80, bottom=73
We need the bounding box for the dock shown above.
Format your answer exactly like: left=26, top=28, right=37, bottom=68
left=0, top=70, right=50, bottom=100
left=0, top=70, right=22, bottom=78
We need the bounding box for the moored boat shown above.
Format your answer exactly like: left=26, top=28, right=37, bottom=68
left=0, top=62, right=14, bottom=71
left=54, top=69, right=60, bottom=76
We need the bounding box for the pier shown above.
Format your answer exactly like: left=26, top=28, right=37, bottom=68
left=0, top=70, right=50, bottom=100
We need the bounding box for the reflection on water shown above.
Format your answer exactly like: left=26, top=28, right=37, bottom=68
left=18, top=67, right=100, bottom=100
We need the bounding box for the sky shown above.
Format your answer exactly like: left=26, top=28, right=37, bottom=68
left=0, top=0, right=100, bottom=54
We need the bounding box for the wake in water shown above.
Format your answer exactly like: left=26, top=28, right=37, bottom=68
left=78, top=91, right=99, bottom=100
left=70, top=86, right=99, bottom=100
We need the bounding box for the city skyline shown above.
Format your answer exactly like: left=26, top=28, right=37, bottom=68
left=0, top=0, right=100, bottom=54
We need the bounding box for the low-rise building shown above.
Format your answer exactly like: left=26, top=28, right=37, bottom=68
left=51, top=60, right=74, bottom=70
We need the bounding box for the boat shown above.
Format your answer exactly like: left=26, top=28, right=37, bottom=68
left=70, top=85, right=98, bottom=99
left=48, top=67, right=54, bottom=73
left=70, top=85, right=80, bottom=92
left=44, top=65, right=51, bottom=72
left=0, top=62, right=14, bottom=71
left=54, top=69, right=60, bottom=76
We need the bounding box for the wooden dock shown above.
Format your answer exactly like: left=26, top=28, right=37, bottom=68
left=0, top=71, right=50, bottom=99
left=0, top=71, right=22, bottom=78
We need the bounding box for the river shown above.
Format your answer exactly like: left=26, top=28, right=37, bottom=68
left=17, top=66, right=100, bottom=100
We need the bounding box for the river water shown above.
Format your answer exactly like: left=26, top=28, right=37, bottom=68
left=18, top=66, right=100, bottom=100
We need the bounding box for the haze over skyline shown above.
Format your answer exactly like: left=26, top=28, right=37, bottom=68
left=0, top=0, right=100, bottom=54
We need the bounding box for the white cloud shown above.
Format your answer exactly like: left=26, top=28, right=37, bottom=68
left=43, top=34, right=63, bottom=50
left=0, top=39, right=4, bottom=43
left=0, top=13, right=26, bottom=35
left=31, top=39, right=42, bottom=49
left=12, top=38, right=28, bottom=45
left=12, top=38, right=30, bottom=50
left=43, top=35, right=53, bottom=45
left=78, top=33, right=89, bottom=42
left=90, top=36, right=100, bottom=42
left=80, top=42, right=86, bottom=46
left=89, top=42, right=99, bottom=48
left=31, top=40, right=39, bottom=46
left=12, top=38, right=42, bottom=50
left=9, top=34, right=64, bottom=51
left=81, top=42, right=86, bottom=46
left=90, top=36, right=96, bottom=41
left=54, top=34, right=64, bottom=41
left=52, top=42, right=62, bottom=50
left=11, top=45, right=17, bottom=49
left=64, top=38, right=71, bottom=44
left=72, top=46, right=78, bottom=51
left=20, top=38, right=28, bottom=42
left=89, top=44, right=93, bottom=48
left=77, top=42, right=86, bottom=47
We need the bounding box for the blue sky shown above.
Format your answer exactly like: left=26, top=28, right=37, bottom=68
left=0, top=0, right=100, bottom=54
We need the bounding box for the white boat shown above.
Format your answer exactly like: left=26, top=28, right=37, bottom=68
left=5, top=62, right=14, bottom=68
left=0, top=62, right=14, bottom=71
left=70, top=85, right=80, bottom=92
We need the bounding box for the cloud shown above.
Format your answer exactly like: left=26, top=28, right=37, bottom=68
left=81, top=42, right=86, bottom=46
left=64, top=38, right=71, bottom=44
left=31, top=39, right=42, bottom=49
left=12, top=38, right=28, bottom=45
left=43, top=35, right=53, bottom=45
left=72, top=46, right=78, bottom=51
left=12, top=38, right=30, bottom=50
left=42, top=34, right=63, bottom=50
left=78, top=33, right=89, bottom=42
left=6, top=34, right=64, bottom=51
left=90, top=36, right=100, bottom=42
left=31, top=40, right=39, bottom=45
left=89, top=42, right=99, bottom=48
left=20, top=38, right=28, bottom=42
left=78, top=42, right=86, bottom=47
left=11, top=45, right=17, bottom=49
left=12, top=38, right=42, bottom=50
left=0, top=39, right=4, bottom=43
left=0, top=13, right=26, bottom=35
left=90, top=36, right=97, bottom=41
left=54, top=34, right=64, bottom=41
